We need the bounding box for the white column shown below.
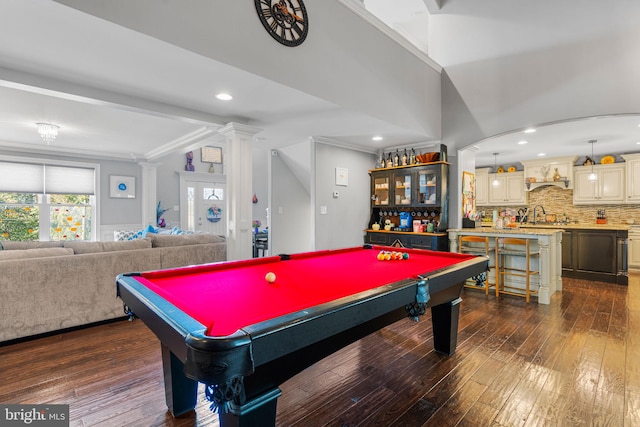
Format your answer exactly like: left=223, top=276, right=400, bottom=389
left=219, top=123, right=262, bottom=260
left=138, top=162, right=159, bottom=226
left=537, top=234, right=551, bottom=304
left=554, top=231, right=563, bottom=292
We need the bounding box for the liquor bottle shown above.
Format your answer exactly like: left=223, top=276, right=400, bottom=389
left=393, top=149, right=400, bottom=167
left=386, top=152, right=393, bottom=168
left=379, top=153, right=386, bottom=169
left=402, top=149, right=408, bottom=166
left=410, top=148, right=416, bottom=165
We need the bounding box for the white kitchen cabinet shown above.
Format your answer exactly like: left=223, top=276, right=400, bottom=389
left=622, top=153, right=640, bottom=203
left=488, top=171, right=526, bottom=205
left=475, top=168, right=490, bottom=206
left=629, top=227, right=640, bottom=269
left=573, top=164, right=625, bottom=204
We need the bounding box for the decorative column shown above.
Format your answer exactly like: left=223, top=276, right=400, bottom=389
left=537, top=234, right=551, bottom=304
left=219, top=123, right=262, bottom=260
left=139, top=162, right=160, bottom=226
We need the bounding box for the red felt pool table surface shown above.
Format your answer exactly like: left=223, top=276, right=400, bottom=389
left=136, top=246, right=476, bottom=337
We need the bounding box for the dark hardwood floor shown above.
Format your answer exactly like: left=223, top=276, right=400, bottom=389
left=1, top=275, right=639, bottom=426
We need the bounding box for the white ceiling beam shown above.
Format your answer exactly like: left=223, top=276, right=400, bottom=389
left=0, top=66, right=229, bottom=127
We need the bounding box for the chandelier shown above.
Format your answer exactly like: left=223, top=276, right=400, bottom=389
left=36, top=123, right=59, bottom=145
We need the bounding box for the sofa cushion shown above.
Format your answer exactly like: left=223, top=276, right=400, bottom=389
left=63, top=241, right=104, bottom=254
left=0, top=247, right=74, bottom=260
left=100, top=239, right=152, bottom=252
left=0, top=241, right=64, bottom=250
left=148, top=233, right=225, bottom=248
left=64, top=239, right=153, bottom=254
left=114, top=230, right=141, bottom=241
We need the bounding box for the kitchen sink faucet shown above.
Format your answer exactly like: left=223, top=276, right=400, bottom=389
left=533, top=205, right=546, bottom=224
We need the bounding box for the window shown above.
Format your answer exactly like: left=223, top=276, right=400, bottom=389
left=0, top=160, right=97, bottom=241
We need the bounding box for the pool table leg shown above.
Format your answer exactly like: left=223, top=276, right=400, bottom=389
left=430, top=297, right=462, bottom=356
left=161, top=344, right=198, bottom=417
left=218, top=388, right=282, bottom=427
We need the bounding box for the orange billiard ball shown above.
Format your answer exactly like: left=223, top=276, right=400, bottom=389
left=265, top=272, right=276, bottom=283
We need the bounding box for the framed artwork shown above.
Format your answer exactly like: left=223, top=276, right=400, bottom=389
left=110, top=175, right=136, bottom=199
left=335, top=167, right=349, bottom=186
left=201, top=146, right=223, bottom=164
left=461, top=171, right=475, bottom=218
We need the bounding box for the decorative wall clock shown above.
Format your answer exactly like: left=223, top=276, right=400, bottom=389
left=254, top=0, right=309, bottom=47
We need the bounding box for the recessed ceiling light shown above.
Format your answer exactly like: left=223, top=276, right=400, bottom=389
left=372, top=136, right=383, bottom=141
left=636, top=141, right=640, bottom=145
left=538, top=153, right=546, bottom=157
left=524, top=128, right=536, bottom=133
left=518, top=140, right=528, bottom=145
left=216, top=93, right=233, bottom=101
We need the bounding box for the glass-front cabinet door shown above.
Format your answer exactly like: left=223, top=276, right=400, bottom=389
left=417, top=168, right=439, bottom=206
left=393, top=171, right=413, bottom=205
left=372, top=174, right=390, bottom=206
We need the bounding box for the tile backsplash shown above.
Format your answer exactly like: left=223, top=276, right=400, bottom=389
left=480, top=185, right=640, bottom=225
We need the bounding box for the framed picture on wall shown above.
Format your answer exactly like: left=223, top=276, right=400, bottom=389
left=335, top=167, right=348, bottom=186
left=110, top=175, right=136, bottom=198
left=201, top=146, right=223, bottom=164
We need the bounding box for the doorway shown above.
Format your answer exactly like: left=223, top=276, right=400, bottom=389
left=179, top=172, right=227, bottom=236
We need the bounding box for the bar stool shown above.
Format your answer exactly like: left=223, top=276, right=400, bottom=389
left=458, top=235, right=495, bottom=296
left=495, top=237, right=539, bottom=303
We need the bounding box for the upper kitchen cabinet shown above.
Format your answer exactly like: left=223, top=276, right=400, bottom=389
left=622, top=153, right=640, bottom=203
left=521, top=156, right=578, bottom=191
left=488, top=171, right=526, bottom=205
left=573, top=163, right=625, bottom=204
left=475, top=168, right=490, bottom=206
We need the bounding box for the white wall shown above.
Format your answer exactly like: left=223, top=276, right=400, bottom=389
left=270, top=146, right=312, bottom=255
left=314, top=142, right=376, bottom=250
left=432, top=12, right=640, bottom=149
left=54, top=0, right=441, bottom=140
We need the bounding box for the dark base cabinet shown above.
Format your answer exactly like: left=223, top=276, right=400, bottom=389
left=562, top=228, right=628, bottom=285
left=365, top=231, right=448, bottom=251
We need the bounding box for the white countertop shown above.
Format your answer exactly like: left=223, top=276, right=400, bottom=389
left=448, top=227, right=563, bottom=236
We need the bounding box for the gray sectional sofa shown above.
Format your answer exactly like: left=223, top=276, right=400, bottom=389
left=0, top=233, right=226, bottom=342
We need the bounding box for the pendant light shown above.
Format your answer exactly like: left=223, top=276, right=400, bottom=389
left=588, top=140, right=597, bottom=182
left=492, top=153, right=500, bottom=186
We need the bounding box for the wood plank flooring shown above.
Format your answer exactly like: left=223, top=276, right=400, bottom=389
left=1, top=274, right=639, bottom=426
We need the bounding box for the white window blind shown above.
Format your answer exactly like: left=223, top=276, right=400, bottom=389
left=45, top=165, right=95, bottom=195
left=0, top=162, right=95, bottom=195
left=0, top=162, right=44, bottom=193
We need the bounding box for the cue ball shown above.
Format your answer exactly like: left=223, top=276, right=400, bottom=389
left=265, top=272, right=276, bottom=283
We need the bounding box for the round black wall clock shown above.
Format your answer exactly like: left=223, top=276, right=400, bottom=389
left=254, top=0, right=309, bottom=47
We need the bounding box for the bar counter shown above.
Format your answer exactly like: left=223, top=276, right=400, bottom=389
left=448, top=227, right=563, bottom=304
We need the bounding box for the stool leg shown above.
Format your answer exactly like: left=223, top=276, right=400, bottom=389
left=495, top=244, right=500, bottom=297
left=525, top=243, right=530, bottom=303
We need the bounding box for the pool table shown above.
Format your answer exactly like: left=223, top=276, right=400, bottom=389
left=116, top=245, right=487, bottom=426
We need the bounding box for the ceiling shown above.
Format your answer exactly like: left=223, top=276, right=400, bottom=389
left=0, top=0, right=428, bottom=162
left=468, top=115, right=640, bottom=169
left=0, top=0, right=638, bottom=164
